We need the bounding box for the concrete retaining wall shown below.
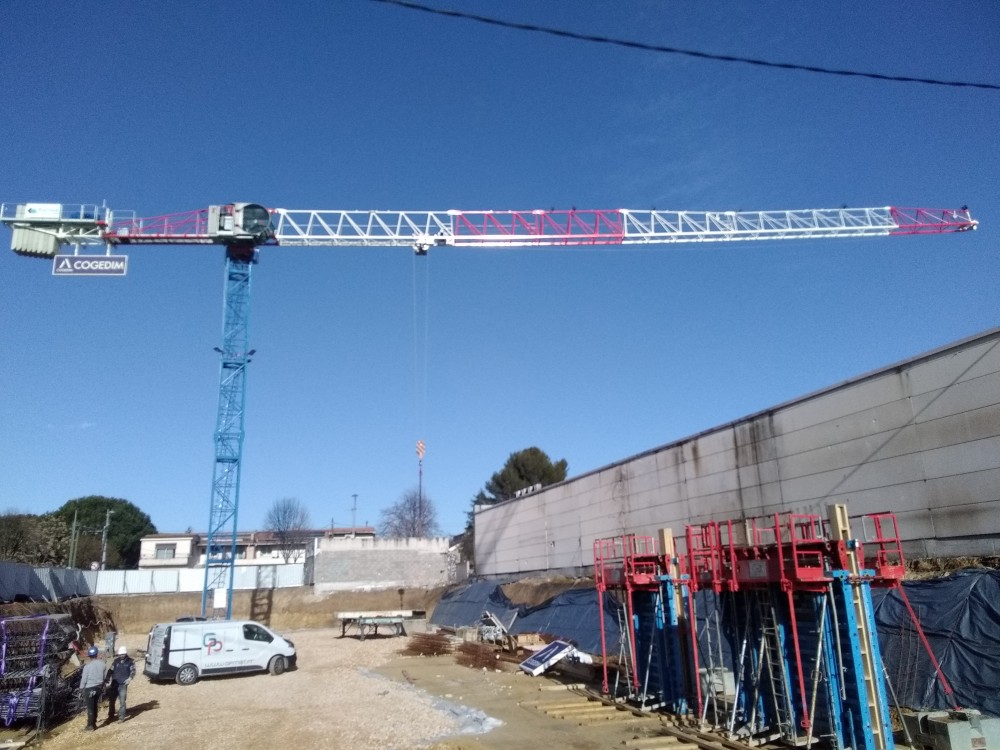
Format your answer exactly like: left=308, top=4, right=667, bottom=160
left=475, top=327, right=1000, bottom=577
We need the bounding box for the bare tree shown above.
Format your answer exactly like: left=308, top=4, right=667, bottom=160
left=0, top=510, right=31, bottom=562
left=264, top=497, right=311, bottom=563
left=0, top=511, right=71, bottom=565
left=379, top=488, right=441, bottom=539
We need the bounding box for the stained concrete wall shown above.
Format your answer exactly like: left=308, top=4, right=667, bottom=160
left=310, top=536, right=462, bottom=593
left=475, top=327, right=1000, bottom=577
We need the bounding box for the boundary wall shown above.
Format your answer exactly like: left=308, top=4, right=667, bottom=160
left=0, top=561, right=303, bottom=602
left=310, top=536, right=465, bottom=593
left=475, top=327, right=1000, bottom=577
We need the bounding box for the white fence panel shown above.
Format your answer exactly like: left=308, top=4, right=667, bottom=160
left=94, top=570, right=126, bottom=595
left=232, top=566, right=262, bottom=590
left=2, top=563, right=304, bottom=601
left=276, top=564, right=303, bottom=588
left=150, top=569, right=180, bottom=593
left=229, top=564, right=303, bottom=590
left=178, top=569, right=205, bottom=592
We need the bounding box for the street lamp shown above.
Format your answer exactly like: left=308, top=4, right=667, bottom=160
left=100, top=509, right=115, bottom=570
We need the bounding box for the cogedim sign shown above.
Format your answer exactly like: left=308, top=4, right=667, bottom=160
left=52, top=255, right=128, bottom=276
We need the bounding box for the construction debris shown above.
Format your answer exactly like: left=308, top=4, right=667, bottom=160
left=478, top=610, right=517, bottom=651
left=398, top=632, right=453, bottom=657
left=456, top=642, right=501, bottom=670
left=519, top=640, right=593, bottom=677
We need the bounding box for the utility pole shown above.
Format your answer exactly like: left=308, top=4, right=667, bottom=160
left=100, top=509, right=115, bottom=570
left=69, top=510, right=79, bottom=568
left=351, top=494, right=358, bottom=536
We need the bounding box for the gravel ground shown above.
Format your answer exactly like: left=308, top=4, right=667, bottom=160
left=35, top=629, right=467, bottom=750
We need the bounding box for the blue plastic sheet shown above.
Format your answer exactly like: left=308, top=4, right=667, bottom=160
left=873, top=569, right=1000, bottom=716
left=429, top=582, right=621, bottom=655
left=429, top=581, right=521, bottom=630
left=510, top=588, right=620, bottom=655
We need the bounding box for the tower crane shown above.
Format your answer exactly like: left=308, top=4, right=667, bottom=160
left=0, top=201, right=978, bottom=617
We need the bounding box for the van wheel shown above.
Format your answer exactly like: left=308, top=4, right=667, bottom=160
left=176, top=664, right=199, bottom=685
left=268, top=655, right=286, bottom=676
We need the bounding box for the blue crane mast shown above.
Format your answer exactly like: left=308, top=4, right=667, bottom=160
left=203, top=246, right=256, bottom=617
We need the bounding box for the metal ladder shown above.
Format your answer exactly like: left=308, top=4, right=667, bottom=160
left=756, top=588, right=796, bottom=741
left=613, top=600, right=635, bottom=699
left=847, top=578, right=887, bottom=750
left=829, top=504, right=888, bottom=750
left=637, top=590, right=666, bottom=708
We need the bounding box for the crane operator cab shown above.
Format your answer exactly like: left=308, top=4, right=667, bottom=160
left=208, top=203, right=274, bottom=244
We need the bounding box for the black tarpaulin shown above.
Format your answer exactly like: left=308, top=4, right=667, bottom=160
left=429, top=580, right=521, bottom=630
left=509, top=587, right=620, bottom=655
left=874, top=569, right=1000, bottom=716
left=428, top=582, right=619, bottom=656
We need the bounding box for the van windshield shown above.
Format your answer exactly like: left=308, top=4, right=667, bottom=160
left=243, top=624, right=273, bottom=643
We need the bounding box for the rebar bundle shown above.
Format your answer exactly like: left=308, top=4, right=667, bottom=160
left=398, top=632, right=453, bottom=657
left=0, top=614, right=80, bottom=728
left=456, top=642, right=500, bottom=670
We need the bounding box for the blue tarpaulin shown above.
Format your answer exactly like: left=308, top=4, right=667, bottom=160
left=430, top=582, right=620, bottom=655
left=429, top=581, right=521, bottom=630
left=873, top=569, right=1000, bottom=717
left=509, top=588, right=620, bottom=655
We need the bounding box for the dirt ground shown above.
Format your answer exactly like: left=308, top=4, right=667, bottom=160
left=378, top=644, right=672, bottom=750
left=1, top=627, right=673, bottom=750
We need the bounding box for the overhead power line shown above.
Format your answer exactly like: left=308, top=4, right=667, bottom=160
left=369, top=0, right=1000, bottom=92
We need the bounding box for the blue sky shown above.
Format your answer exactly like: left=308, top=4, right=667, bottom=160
left=1, top=1, right=997, bottom=538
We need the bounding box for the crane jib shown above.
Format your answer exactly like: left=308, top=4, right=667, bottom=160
left=0, top=198, right=979, bottom=618
left=269, top=206, right=977, bottom=247
left=0, top=203, right=977, bottom=253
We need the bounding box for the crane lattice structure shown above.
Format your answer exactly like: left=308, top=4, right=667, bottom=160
left=0, top=201, right=977, bottom=618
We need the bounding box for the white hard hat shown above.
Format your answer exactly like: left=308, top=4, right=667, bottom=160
left=118, top=646, right=127, bottom=655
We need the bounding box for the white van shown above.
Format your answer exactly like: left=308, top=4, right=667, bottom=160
left=144, top=619, right=296, bottom=685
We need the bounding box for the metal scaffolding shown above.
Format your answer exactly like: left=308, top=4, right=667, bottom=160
left=593, top=505, right=954, bottom=750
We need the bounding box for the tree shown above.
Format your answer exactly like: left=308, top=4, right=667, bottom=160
left=1, top=510, right=73, bottom=565
left=31, top=513, right=72, bottom=565
left=53, top=496, right=156, bottom=569
left=264, top=497, right=311, bottom=563
left=0, top=510, right=33, bottom=562
left=461, top=446, right=568, bottom=564
left=479, top=447, right=568, bottom=504
left=379, top=488, right=441, bottom=538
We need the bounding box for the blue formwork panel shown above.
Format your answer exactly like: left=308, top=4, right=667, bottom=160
left=659, top=575, right=694, bottom=716
left=831, top=570, right=895, bottom=750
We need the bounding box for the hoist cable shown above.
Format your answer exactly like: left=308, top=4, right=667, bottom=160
left=411, top=252, right=431, bottom=448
